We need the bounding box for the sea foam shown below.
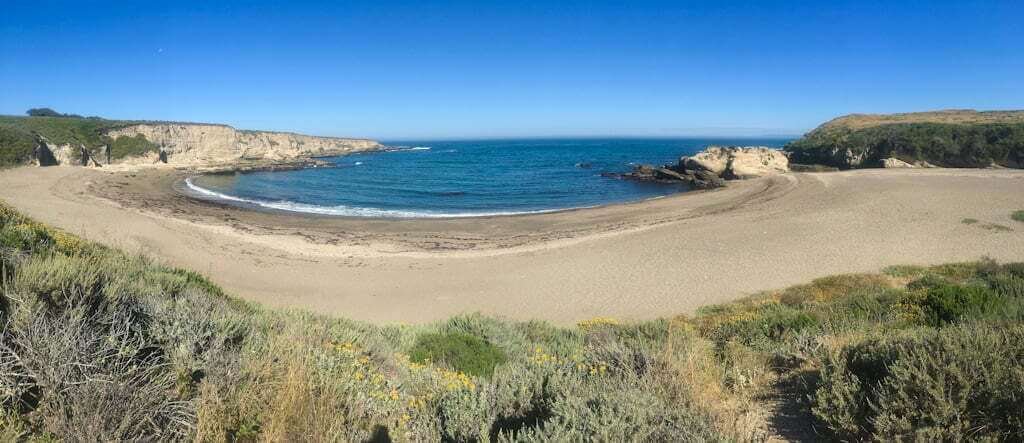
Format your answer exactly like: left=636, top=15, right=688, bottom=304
left=184, top=177, right=565, bottom=218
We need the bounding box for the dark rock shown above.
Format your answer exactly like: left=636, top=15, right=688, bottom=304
left=32, top=134, right=58, bottom=166
left=653, top=167, right=688, bottom=181
left=605, top=163, right=725, bottom=190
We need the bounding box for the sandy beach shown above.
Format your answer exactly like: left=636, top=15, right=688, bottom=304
left=1, top=165, right=1022, bottom=324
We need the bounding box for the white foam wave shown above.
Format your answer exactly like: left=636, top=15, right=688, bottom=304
left=184, top=177, right=575, bottom=218
left=384, top=146, right=432, bottom=152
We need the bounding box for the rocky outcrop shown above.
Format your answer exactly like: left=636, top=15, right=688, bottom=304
left=610, top=146, right=788, bottom=189
left=724, top=147, right=789, bottom=179
left=32, top=135, right=59, bottom=166
left=103, top=123, right=382, bottom=167
left=681, top=146, right=789, bottom=179
left=682, top=148, right=730, bottom=175
left=882, top=157, right=940, bottom=169
left=882, top=158, right=914, bottom=168
left=32, top=134, right=76, bottom=166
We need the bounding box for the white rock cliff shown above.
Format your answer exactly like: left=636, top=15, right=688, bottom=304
left=104, top=123, right=382, bottom=167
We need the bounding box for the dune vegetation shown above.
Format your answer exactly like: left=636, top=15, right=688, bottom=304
left=1, top=201, right=1023, bottom=441
left=1013, top=210, right=1024, bottom=223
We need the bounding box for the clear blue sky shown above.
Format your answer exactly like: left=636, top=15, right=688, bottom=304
left=2, top=1, right=1021, bottom=139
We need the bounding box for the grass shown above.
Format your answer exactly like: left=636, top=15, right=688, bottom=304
left=0, top=201, right=1022, bottom=440
left=961, top=218, right=1015, bottom=232
left=1013, top=210, right=1024, bottom=223
left=981, top=223, right=1014, bottom=232
left=816, top=109, right=1024, bottom=133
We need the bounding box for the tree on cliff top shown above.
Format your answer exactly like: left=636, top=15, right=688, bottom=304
left=26, top=108, right=84, bottom=118
left=26, top=108, right=61, bottom=117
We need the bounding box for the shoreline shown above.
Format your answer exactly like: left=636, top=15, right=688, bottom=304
left=180, top=174, right=617, bottom=220
left=1, top=165, right=1023, bottom=324
left=90, top=166, right=757, bottom=255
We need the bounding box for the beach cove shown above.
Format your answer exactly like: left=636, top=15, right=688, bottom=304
left=1, top=164, right=1022, bottom=324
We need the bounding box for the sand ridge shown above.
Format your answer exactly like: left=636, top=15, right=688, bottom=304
left=1, top=166, right=1022, bottom=324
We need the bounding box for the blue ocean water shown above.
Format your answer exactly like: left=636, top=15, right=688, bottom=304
left=187, top=138, right=789, bottom=218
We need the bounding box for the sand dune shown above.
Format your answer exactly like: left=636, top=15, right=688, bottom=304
left=1, top=166, right=1022, bottom=324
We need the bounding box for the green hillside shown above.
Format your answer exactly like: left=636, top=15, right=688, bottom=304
left=786, top=110, right=1024, bottom=168
left=0, top=114, right=156, bottom=167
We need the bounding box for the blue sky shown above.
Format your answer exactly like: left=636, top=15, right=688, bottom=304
left=2, top=0, right=1021, bottom=139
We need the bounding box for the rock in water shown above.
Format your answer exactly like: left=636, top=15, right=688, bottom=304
left=653, top=167, right=688, bottom=181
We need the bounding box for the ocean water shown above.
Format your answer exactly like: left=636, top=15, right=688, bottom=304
left=187, top=138, right=789, bottom=218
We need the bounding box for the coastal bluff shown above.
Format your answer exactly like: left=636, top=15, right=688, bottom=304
left=785, top=109, right=1024, bottom=169
left=0, top=114, right=383, bottom=169
left=105, top=123, right=382, bottom=167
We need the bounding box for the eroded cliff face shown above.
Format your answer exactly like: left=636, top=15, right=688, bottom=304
left=104, top=123, right=382, bottom=167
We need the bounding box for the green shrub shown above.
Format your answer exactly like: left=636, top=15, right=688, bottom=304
left=906, top=274, right=951, bottom=292
left=1013, top=210, right=1024, bottom=223
left=108, top=134, right=158, bottom=160
left=0, top=222, right=52, bottom=251
left=409, top=332, right=507, bottom=377
left=928, top=261, right=988, bottom=282
left=921, top=284, right=1006, bottom=326
left=815, top=288, right=906, bottom=328
left=777, top=273, right=890, bottom=306
left=813, top=326, right=1024, bottom=441
left=1001, top=262, right=1024, bottom=278
left=706, top=303, right=817, bottom=347
left=882, top=264, right=927, bottom=278
left=988, top=275, right=1024, bottom=299
left=512, top=373, right=723, bottom=441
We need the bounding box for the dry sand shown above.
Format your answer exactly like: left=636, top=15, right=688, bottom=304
left=1, top=166, right=1022, bottom=324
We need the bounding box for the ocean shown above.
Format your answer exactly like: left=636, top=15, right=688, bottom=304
left=186, top=138, right=790, bottom=218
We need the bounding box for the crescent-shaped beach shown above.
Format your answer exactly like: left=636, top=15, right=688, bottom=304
left=2, top=165, right=1021, bottom=324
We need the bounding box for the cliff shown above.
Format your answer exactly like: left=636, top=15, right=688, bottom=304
left=785, top=109, right=1024, bottom=168
left=0, top=115, right=383, bottom=168
left=104, top=123, right=382, bottom=167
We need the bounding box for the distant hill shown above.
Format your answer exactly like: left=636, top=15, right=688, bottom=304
left=785, top=110, right=1024, bottom=168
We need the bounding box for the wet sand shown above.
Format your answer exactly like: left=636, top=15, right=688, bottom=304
left=1, top=165, right=1022, bottom=324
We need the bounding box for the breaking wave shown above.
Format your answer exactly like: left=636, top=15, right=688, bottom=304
left=184, top=177, right=568, bottom=218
